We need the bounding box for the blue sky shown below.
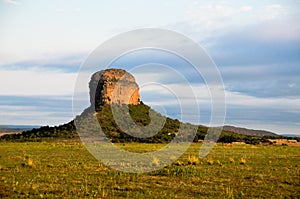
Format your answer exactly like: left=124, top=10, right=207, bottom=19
left=0, top=0, right=299, bottom=135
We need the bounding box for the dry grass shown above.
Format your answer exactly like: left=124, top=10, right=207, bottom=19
left=151, top=157, right=160, bottom=167
left=27, top=158, right=34, bottom=167
left=240, top=157, right=246, bottom=165
left=207, top=159, right=214, bottom=165
left=0, top=142, right=299, bottom=198
left=187, top=155, right=199, bottom=165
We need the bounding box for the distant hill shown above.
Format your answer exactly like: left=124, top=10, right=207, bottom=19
left=0, top=125, right=40, bottom=131
left=0, top=125, right=41, bottom=137
left=280, top=134, right=300, bottom=138
left=223, top=125, right=279, bottom=137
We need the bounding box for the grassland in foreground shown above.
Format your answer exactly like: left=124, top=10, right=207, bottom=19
left=0, top=142, right=299, bottom=198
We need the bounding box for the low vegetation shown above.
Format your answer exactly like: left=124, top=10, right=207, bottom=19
left=0, top=142, right=299, bottom=198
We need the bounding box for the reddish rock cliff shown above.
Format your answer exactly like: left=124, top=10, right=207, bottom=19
left=89, top=69, right=140, bottom=108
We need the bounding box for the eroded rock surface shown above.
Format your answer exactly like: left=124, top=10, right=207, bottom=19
left=89, top=69, right=140, bottom=108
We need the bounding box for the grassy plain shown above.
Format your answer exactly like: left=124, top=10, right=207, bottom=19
left=0, top=141, right=299, bottom=198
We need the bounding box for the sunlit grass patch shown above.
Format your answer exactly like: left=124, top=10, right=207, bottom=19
left=207, top=159, right=214, bottom=165
left=174, top=160, right=185, bottom=166
left=27, top=158, right=34, bottom=167
left=240, top=157, right=246, bottom=165
left=216, top=160, right=222, bottom=166
left=151, top=157, right=160, bottom=167
left=21, top=154, right=36, bottom=168
left=187, top=155, right=199, bottom=165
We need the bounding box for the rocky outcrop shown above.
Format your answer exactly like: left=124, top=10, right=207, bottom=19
left=89, top=69, right=140, bottom=108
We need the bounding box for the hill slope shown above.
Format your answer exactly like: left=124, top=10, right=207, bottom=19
left=223, top=125, right=279, bottom=137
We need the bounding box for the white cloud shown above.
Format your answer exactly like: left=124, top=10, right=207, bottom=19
left=187, top=3, right=288, bottom=24
left=0, top=68, right=77, bottom=96
left=184, top=4, right=255, bottom=40
left=55, top=8, right=65, bottom=13
left=257, top=4, right=287, bottom=21
left=186, top=4, right=235, bottom=26
left=264, top=4, right=284, bottom=10
left=0, top=108, right=72, bottom=125
left=225, top=90, right=300, bottom=111
left=184, top=2, right=293, bottom=41
left=239, top=6, right=252, bottom=12
left=3, top=0, right=21, bottom=6
left=288, top=83, right=295, bottom=88
left=252, top=18, right=300, bottom=42
left=73, top=8, right=81, bottom=12
left=143, top=81, right=300, bottom=115
left=55, top=8, right=81, bottom=13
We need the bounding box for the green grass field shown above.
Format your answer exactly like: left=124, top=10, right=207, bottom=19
left=0, top=141, right=299, bottom=198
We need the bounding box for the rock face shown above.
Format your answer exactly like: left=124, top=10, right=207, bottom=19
left=89, top=69, right=140, bottom=108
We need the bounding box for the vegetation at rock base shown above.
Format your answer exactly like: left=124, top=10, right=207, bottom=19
left=1, top=103, right=298, bottom=144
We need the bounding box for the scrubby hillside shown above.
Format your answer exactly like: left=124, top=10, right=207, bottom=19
left=1, top=103, right=277, bottom=144
left=0, top=104, right=193, bottom=143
